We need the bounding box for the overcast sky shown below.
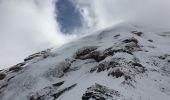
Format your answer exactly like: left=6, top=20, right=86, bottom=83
left=0, top=0, right=170, bottom=69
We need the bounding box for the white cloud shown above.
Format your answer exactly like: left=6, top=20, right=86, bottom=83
left=1, top=0, right=170, bottom=69
left=0, top=0, right=70, bottom=69
left=74, top=0, right=170, bottom=30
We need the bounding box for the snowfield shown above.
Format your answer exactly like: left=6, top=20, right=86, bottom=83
left=0, top=23, right=170, bottom=100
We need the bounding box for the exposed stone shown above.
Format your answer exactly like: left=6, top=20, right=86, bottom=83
left=132, top=31, right=143, bottom=36
left=123, top=37, right=141, bottom=52
left=168, top=60, right=170, bottom=63
left=124, top=75, right=132, bottom=81
left=158, top=54, right=170, bottom=60
left=82, top=83, right=121, bottom=100
left=7, top=76, right=15, bottom=82
left=0, top=73, right=6, bottom=80
left=76, top=47, right=133, bottom=63
left=90, top=56, right=146, bottom=85
left=52, top=81, right=64, bottom=87
left=103, top=48, right=133, bottom=56
left=114, top=34, right=120, bottom=38
left=29, top=83, right=77, bottom=100
left=148, top=39, right=153, bottom=42
left=0, top=84, right=8, bottom=90
left=123, top=37, right=138, bottom=44
left=44, top=59, right=72, bottom=78
left=24, top=49, right=51, bottom=62
left=74, top=46, right=98, bottom=59
left=75, top=37, right=141, bottom=63
left=9, top=63, right=24, bottom=72
left=90, top=60, right=119, bottom=73
left=76, top=50, right=104, bottom=62
left=109, top=69, right=124, bottom=78
left=52, top=84, right=77, bottom=99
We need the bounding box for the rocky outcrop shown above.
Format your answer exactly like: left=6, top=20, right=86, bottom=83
left=24, top=49, right=51, bottom=62
left=8, top=63, right=24, bottom=72
left=74, top=46, right=98, bottom=59
left=0, top=25, right=170, bottom=100
left=0, top=73, right=6, bottom=80
left=74, top=37, right=141, bottom=63
left=44, top=58, right=74, bottom=78
left=29, top=81, right=76, bottom=100
left=82, top=83, right=122, bottom=100
left=132, top=31, right=143, bottom=36
left=90, top=57, right=146, bottom=77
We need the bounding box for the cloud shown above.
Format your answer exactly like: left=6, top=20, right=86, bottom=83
left=0, top=0, right=70, bottom=68
left=1, top=0, right=170, bottom=69
left=74, top=0, right=170, bottom=30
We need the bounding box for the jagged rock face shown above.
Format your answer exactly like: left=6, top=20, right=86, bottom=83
left=24, top=49, right=51, bottom=62
left=0, top=73, right=6, bottom=80
left=131, top=31, right=143, bottom=36
left=28, top=81, right=77, bottom=100
left=82, top=83, right=122, bottom=100
left=0, top=24, right=170, bottom=100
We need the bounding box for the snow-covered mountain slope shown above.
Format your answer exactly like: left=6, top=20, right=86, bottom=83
left=0, top=24, right=170, bottom=100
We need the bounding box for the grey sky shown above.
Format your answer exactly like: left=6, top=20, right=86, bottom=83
left=0, top=0, right=69, bottom=69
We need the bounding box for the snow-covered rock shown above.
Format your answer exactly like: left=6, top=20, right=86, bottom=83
left=0, top=24, right=170, bottom=100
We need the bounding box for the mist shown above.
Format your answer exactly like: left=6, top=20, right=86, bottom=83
left=0, top=0, right=69, bottom=68
left=74, top=0, right=170, bottom=30
left=1, top=0, right=170, bottom=69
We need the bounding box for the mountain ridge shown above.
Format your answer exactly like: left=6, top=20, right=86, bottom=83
left=0, top=24, right=170, bottom=100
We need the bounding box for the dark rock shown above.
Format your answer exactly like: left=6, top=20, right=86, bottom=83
left=130, top=61, right=146, bottom=73
left=148, top=40, right=153, bottom=42
left=44, top=59, right=72, bottom=78
left=74, top=46, right=98, bottom=59
left=7, top=76, right=15, bottom=81
left=91, top=56, right=146, bottom=80
left=52, top=84, right=77, bottom=99
left=77, top=47, right=132, bottom=63
left=158, top=56, right=166, bottom=60
left=29, top=83, right=77, bottom=100
left=132, top=62, right=143, bottom=67
left=122, top=37, right=141, bottom=52
left=110, top=69, right=124, bottom=78
left=103, top=47, right=133, bottom=56
left=9, top=63, right=23, bottom=72
left=114, top=34, right=120, bottom=38
left=0, top=73, right=6, bottom=80
left=158, top=54, right=170, bottom=60
left=52, top=81, right=64, bottom=87
left=75, top=39, right=141, bottom=62
left=132, top=31, right=143, bottom=36
left=168, top=60, right=170, bottom=63
left=24, top=49, right=51, bottom=62
left=29, top=96, right=43, bottom=100
left=123, top=37, right=138, bottom=44
left=90, top=61, right=119, bottom=73
left=82, top=83, right=121, bottom=100
left=29, top=96, right=34, bottom=100
left=77, top=50, right=104, bottom=62
left=82, top=92, right=93, bottom=100
left=124, top=75, right=131, bottom=81
left=121, top=80, right=136, bottom=88
left=148, top=45, right=155, bottom=48
left=0, top=84, right=8, bottom=90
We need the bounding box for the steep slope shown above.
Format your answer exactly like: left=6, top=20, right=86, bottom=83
left=0, top=24, right=170, bottom=100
